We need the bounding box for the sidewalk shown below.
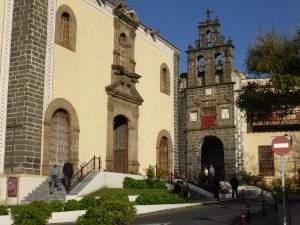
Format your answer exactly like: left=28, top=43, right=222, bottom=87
left=247, top=210, right=278, bottom=225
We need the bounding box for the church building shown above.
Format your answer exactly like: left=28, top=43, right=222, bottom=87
left=179, top=11, right=300, bottom=180
left=0, top=0, right=179, bottom=201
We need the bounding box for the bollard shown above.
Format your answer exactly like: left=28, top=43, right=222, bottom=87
left=246, top=204, right=251, bottom=222
left=240, top=210, right=245, bottom=225
left=262, top=198, right=266, bottom=216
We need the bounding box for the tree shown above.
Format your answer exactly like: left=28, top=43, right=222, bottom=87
left=237, top=30, right=300, bottom=123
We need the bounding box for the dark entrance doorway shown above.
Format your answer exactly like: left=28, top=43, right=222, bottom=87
left=201, top=136, right=225, bottom=179
left=113, top=115, right=129, bottom=173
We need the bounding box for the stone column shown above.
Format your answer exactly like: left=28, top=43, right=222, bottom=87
left=4, top=0, right=49, bottom=175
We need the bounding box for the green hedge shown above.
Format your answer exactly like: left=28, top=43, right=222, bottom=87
left=123, top=177, right=166, bottom=190
left=77, top=198, right=136, bottom=225
left=135, top=193, right=193, bottom=205
left=0, top=205, right=8, bottom=215
left=11, top=201, right=52, bottom=225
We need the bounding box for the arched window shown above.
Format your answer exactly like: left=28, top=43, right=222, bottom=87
left=160, top=64, right=170, bottom=95
left=214, top=53, right=224, bottom=83
left=55, top=5, right=77, bottom=52
left=197, top=56, right=206, bottom=86
left=61, top=12, right=70, bottom=46
left=207, top=30, right=212, bottom=47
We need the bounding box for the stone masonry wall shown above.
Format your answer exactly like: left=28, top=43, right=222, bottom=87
left=173, top=52, right=180, bottom=175
left=5, top=0, right=48, bottom=174
left=178, top=91, right=187, bottom=177
left=183, top=83, right=237, bottom=178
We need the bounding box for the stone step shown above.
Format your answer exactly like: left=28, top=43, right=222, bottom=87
left=22, top=179, right=67, bottom=203
left=188, top=189, right=209, bottom=201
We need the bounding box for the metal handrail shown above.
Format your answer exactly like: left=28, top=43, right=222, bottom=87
left=68, top=155, right=101, bottom=192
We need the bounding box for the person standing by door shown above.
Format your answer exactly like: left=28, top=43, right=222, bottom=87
left=49, top=165, right=62, bottom=194
left=62, top=161, right=74, bottom=193
left=230, top=174, right=239, bottom=199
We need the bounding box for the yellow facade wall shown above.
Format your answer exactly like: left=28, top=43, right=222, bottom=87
left=53, top=0, right=114, bottom=165
left=51, top=0, right=176, bottom=173
left=135, top=34, right=174, bottom=171
left=243, top=123, right=300, bottom=178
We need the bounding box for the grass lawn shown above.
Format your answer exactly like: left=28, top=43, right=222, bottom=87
left=89, top=187, right=169, bottom=197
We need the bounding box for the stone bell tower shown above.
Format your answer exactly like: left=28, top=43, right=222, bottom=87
left=178, top=10, right=242, bottom=179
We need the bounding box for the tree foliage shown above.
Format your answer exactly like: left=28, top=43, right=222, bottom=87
left=237, top=30, right=300, bottom=123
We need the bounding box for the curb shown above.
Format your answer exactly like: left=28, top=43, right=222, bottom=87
left=137, top=201, right=217, bottom=217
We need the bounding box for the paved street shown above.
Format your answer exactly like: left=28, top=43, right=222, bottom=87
left=133, top=199, right=275, bottom=225
left=53, top=199, right=277, bottom=225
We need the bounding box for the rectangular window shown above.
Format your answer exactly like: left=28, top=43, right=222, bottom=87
left=190, top=111, right=198, bottom=122
left=258, top=146, right=274, bottom=177
left=221, top=108, right=230, bottom=119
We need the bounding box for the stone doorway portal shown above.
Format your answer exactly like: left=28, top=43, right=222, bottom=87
left=201, top=136, right=225, bottom=179
left=113, top=115, right=129, bottom=173
left=49, top=109, right=71, bottom=169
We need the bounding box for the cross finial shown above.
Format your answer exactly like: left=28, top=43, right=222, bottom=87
left=205, top=9, right=213, bottom=20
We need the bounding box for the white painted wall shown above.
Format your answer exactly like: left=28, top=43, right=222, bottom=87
left=0, top=175, right=46, bottom=204
left=75, top=172, right=144, bottom=196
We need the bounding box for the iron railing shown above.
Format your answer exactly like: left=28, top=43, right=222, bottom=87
left=68, top=155, right=101, bottom=192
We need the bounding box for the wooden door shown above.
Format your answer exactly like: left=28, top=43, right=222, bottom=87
left=158, top=137, right=169, bottom=173
left=113, top=118, right=128, bottom=173
left=50, top=109, right=71, bottom=170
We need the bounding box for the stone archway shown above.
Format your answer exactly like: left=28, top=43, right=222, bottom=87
left=200, top=136, right=225, bottom=179
left=156, top=130, right=173, bottom=174
left=113, top=115, right=129, bottom=173
left=42, top=98, right=79, bottom=175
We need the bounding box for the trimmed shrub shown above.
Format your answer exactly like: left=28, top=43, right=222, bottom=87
left=123, top=177, right=147, bottom=189
left=135, top=193, right=192, bottom=205
left=0, top=205, right=8, bottom=215
left=64, top=199, right=81, bottom=211
left=123, top=177, right=166, bottom=190
left=79, top=196, right=97, bottom=209
left=77, top=199, right=136, bottom=225
left=48, top=200, right=64, bottom=212
left=11, top=201, right=52, bottom=225
left=145, top=179, right=167, bottom=189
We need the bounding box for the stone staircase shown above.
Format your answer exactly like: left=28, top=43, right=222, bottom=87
left=188, top=188, right=210, bottom=202
left=69, top=171, right=99, bottom=195
left=22, top=179, right=67, bottom=203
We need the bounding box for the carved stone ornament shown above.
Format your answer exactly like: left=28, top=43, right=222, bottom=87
left=113, top=2, right=139, bottom=28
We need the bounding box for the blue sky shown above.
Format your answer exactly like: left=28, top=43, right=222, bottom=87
left=127, top=0, right=300, bottom=73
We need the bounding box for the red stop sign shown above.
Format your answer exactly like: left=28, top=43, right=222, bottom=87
left=271, top=136, right=291, bottom=156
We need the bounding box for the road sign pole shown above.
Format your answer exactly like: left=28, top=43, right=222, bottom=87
left=280, top=157, right=287, bottom=225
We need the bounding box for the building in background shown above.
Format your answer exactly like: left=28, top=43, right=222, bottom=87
left=178, top=11, right=300, bottom=180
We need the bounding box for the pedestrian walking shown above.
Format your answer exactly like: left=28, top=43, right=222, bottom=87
left=203, top=167, right=209, bottom=186
left=49, top=164, right=62, bottom=194
left=208, top=164, right=215, bottom=190
left=209, top=164, right=215, bottom=176
left=62, top=160, right=74, bottom=193
left=213, top=173, right=221, bottom=201
left=230, top=174, right=239, bottom=199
